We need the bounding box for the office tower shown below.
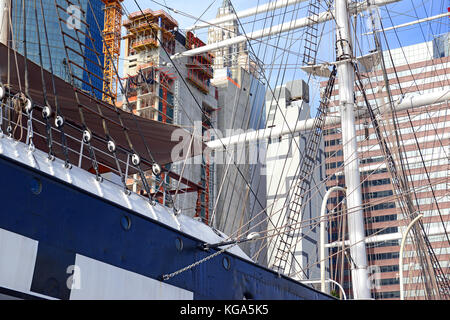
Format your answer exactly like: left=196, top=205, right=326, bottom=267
left=323, top=33, right=450, bottom=299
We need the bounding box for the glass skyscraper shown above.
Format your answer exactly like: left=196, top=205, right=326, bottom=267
left=11, top=0, right=105, bottom=99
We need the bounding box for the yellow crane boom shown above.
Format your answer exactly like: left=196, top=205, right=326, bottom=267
left=102, top=0, right=123, bottom=104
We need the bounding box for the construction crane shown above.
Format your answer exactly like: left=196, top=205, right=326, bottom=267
left=102, top=0, right=123, bottom=104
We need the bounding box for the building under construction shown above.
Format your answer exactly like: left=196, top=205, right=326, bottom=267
left=122, top=9, right=218, bottom=222
left=121, top=8, right=268, bottom=264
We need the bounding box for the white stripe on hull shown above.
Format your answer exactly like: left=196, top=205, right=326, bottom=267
left=69, top=254, right=193, bottom=300
left=0, top=228, right=193, bottom=300
left=0, top=228, right=38, bottom=292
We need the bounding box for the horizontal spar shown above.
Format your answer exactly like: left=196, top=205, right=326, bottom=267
left=186, top=0, right=309, bottom=31
left=363, top=12, right=450, bottom=35
left=174, top=0, right=401, bottom=59
left=205, top=89, right=450, bottom=150
left=326, top=226, right=450, bottom=248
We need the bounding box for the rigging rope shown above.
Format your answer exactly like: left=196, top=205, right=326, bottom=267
left=53, top=0, right=103, bottom=180
left=33, top=0, right=54, bottom=159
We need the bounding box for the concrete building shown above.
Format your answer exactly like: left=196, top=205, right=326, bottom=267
left=264, top=79, right=326, bottom=280
left=122, top=7, right=268, bottom=263
left=323, top=33, right=450, bottom=299
left=207, top=0, right=260, bottom=85
left=211, top=67, right=267, bottom=265
left=122, top=9, right=218, bottom=220
left=203, top=1, right=268, bottom=263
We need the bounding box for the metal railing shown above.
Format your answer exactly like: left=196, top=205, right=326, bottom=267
left=0, top=97, right=178, bottom=203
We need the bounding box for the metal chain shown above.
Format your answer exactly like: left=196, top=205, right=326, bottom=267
left=161, top=244, right=235, bottom=281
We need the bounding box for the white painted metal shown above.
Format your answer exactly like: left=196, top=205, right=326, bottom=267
left=0, top=0, right=9, bottom=46
left=174, top=0, right=401, bottom=59
left=0, top=135, right=252, bottom=261
left=301, top=52, right=381, bottom=76
left=186, top=0, right=308, bottom=31
left=206, top=89, right=450, bottom=151
left=69, top=254, right=193, bottom=300
left=300, top=279, right=347, bottom=300
left=320, top=186, right=346, bottom=294
left=335, top=0, right=370, bottom=299
left=399, top=214, right=423, bottom=300
left=363, top=12, right=450, bottom=35
left=326, top=227, right=450, bottom=248
left=0, top=228, right=38, bottom=293
left=0, top=288, right=57, bottom=300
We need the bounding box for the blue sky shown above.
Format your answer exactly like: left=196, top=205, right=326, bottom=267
left=122, top=0, right=249, bottom=33
left=122, top=0, right=448, bottom=46
left=119, top=0, right=449, bottom=111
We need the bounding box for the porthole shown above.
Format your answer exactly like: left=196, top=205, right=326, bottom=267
left=121, top=215, right=131, bottom=231
left=222, top=256, right=231, bottom=270
left=30, top=177, right=42, bottom=195
left=175, top=237, right=183, bottom=252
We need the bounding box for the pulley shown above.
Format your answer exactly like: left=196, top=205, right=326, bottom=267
left=82, top=129, right=92, bottom=144
left=152, top=163, right=162, bottom=176
left=42, top=105, right=52, bottom=119
left=23, top=98, right=33, bottom=115
left=55, top=115, right=64, bottom=128
left=131, top=153, right=140, bottom=166
left=0, top=84, right=5, bottom=100
left=107, top=140, right=116, bottom=153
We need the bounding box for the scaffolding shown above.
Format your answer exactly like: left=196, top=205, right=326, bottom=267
left=185, top=32, right=214, bottom=94
left=121, top=9, right=179, bottom=201
left=123, top=9, right=177, bottom=56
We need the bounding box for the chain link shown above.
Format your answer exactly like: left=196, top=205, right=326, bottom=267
left=161, top=244, right=235, bottom=281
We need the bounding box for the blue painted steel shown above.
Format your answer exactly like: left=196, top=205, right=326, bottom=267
left=0, top=154, right=333, bottom=300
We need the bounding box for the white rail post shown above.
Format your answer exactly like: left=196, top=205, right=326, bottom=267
left=300, top=279, right=347, bottom=300
left=399, top=214, right=423, bottom=300
left=320, top=186, right=346, bottom=294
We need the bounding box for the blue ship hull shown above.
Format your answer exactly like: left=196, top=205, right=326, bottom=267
left=0, top=150, right=332, bottom=300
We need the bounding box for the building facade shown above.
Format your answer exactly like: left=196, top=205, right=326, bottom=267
left=203, top=1, right=268, bottom=263
left=11, top=0, right=105, bottom=99
left=323, top=34, right=450, bottom=299
left=122, top=8, right=270, bottom=264
left=264, top=79, right=326, bottom=280
left=207, top=0, right=260, bottom=85
left=211, top=67, right=267, bottom=265
left=122, top=9, right=218, bottom=221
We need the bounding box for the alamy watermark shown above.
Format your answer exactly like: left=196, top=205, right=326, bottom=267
left=66, top=5, right=82, bottom=30
left=365, top=4, right=381, bottom=32
left=367, top=265, right=381, bottom=290
left=66, top=264, right=81, bottom=290
left=171, top=121, right=274, bottom=172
